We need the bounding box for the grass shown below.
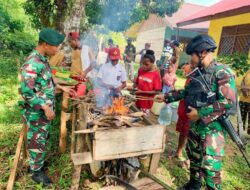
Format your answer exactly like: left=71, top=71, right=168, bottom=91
left=0, top=71, right=250, bottom=190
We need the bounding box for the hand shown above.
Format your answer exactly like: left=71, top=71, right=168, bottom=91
left=126, top=86, right=134, bottom=90
left=242, top=89, right=249, bottom=97
left=187, top=106, right=200, bottom=122
left=42, top=105, right=55, bottom=121
left=58, top=61, right=66, bottom=67
left=154, top=94, right=165, bottom=103
left=135, top=90, right=143, bottom=94
left=61, top=86, right=77, bottom=97
left=80, top=71, right=87, bottom=80
left=115, top=86, right=122, bottom=93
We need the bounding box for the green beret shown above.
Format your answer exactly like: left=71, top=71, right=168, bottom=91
left=39, top=28, right=65, bottom=46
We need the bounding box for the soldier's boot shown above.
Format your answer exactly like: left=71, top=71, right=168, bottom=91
left=177, top=179, right=201, bottom=190
left=32, top=170, right=53, bottom=187
left=28, top=161, right=49, bottom=173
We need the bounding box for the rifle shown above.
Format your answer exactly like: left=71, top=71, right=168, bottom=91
left=190, top=67, right=250, bottom=168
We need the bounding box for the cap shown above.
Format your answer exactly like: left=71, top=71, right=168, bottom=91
left=39, top=28, right=65, bottom=46
left=68, top=32, right=79, bottom=40
left=109, top=47, right=121, bottom=60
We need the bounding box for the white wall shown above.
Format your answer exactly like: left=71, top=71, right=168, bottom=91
left=135, top=27, right=165, bottom=62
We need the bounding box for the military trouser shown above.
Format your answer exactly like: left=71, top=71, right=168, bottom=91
left=186, top=128, right=225, bottom=190
left=239, top=101, right=250, bottom=133
left=125, top=61, right=134, bottom=81
left=22, top=108, right=51, bottom=171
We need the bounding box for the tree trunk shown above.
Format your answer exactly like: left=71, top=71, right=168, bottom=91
left=54, top=0, right=68, bottom=33
left=63, top=0, right=88, bottom=34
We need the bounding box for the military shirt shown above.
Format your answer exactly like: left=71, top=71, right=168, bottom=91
left=165, top=60, right=236, bottom=138
left=20, top=50, right=55, bottom=111
left=124, top=44, right=136, bottom=63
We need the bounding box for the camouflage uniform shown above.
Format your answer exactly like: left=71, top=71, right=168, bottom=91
left=19, top=50, right=55, bottom=171
left=165, top=60, right=236, bottom=190
left=124, top=44, right=136, bottom=80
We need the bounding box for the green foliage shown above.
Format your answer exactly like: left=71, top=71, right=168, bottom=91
left=86, top=0, right=182, bottom=31
left=176, top=69, right=184, bottom=78
left=141, top=0, right=182, bottom=17
left=4, top=31, right=35, bottom=54
left=217, top=53, right=249, bottom=76
left=0, top=0, right=36, bottom=77
left=23, top=0, right=69, bottom=31
left=0, top=6, right=24, bottom=33
left=24, top=0, right=182, bottom=32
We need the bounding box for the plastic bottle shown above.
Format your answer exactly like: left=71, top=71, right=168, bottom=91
left=158, top=103, right=172, bottom=126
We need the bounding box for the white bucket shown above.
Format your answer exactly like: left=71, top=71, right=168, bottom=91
left=151, top=102, right=165, bottom=115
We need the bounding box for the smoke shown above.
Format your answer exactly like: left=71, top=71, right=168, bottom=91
left=79, top=0, right=140, bottom=108
left=100, top=0, right=138, bottom=32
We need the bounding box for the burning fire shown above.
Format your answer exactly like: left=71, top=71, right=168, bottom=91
left=106, top=97, right=129, bottom=115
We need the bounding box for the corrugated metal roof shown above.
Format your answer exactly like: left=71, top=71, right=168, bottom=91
left=137, top=3, right=209, bottom=33
left=166, top=3, right=210, bottom=29
left=177, top=0, right=250, bottom=27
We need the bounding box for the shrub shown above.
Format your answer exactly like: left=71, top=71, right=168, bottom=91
left=217, top=53, right=249, bottom=76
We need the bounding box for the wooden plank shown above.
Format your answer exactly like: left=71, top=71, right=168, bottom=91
left=93, top=125, right=165, bottom=160
left=59, top=111, right=69, bottom=153
left=71, top=152, right=93, bottom=165
left=62, top=91, right=70, bottom=111
left=149, top=153, right=161, bottom=174
left=22, top=124, right=28, bottom=159
left=74, top=128, right=95, bottom=134
left=71, top=165, right=82, bottom=190
left=131, top=105, right=153, bottom=125
left=76, top=103, right=88, bottom=152
left=132, top=177, right=166, bottom=190
left=94, top=148, right=163, bottom=161
left=71, top=106, right=76, bottom=155
left=7, top=125, right=25, bottom=190
left=99, top=186, right=125, bottom=190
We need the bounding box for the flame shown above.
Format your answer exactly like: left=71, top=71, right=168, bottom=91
left=106, top=97, right=129, bottom=115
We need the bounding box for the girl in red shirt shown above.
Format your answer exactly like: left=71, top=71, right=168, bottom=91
left=134, top=50, right=162, bottom=113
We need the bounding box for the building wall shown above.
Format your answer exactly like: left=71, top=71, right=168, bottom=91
left=208, top=13, right=250, bottom=57
left=136, top=26, right=207, bottom=64
left=135, top=27, right=166, bottom=62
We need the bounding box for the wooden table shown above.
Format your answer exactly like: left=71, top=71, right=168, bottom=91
left=70, top=100, right=166, bottom=190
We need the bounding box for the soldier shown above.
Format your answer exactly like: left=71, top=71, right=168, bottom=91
left=155, top=35, right=236, bottom=190
left=19, top=28, right=76, bottom=186
left=124, top=38, right=136, bottom=81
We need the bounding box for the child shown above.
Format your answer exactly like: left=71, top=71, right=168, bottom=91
left=175, top=62, right=193, bottom=167
left=175, top=78, right=191, bottom=166
left=158, top=59, right=177, bottom=126
left=97, top=47, right=127, bottom=108
left=134, top=50, right=162, bottom=113
left=182, top=62, right=191, bottom=77
left=162, top=58, right=177, bottom=93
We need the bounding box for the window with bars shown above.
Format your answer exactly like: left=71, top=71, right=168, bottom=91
left=218, top=24, right=250, bottom=55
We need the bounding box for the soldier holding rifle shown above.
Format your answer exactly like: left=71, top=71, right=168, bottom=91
left=155, top=35, right=237, bottom=190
